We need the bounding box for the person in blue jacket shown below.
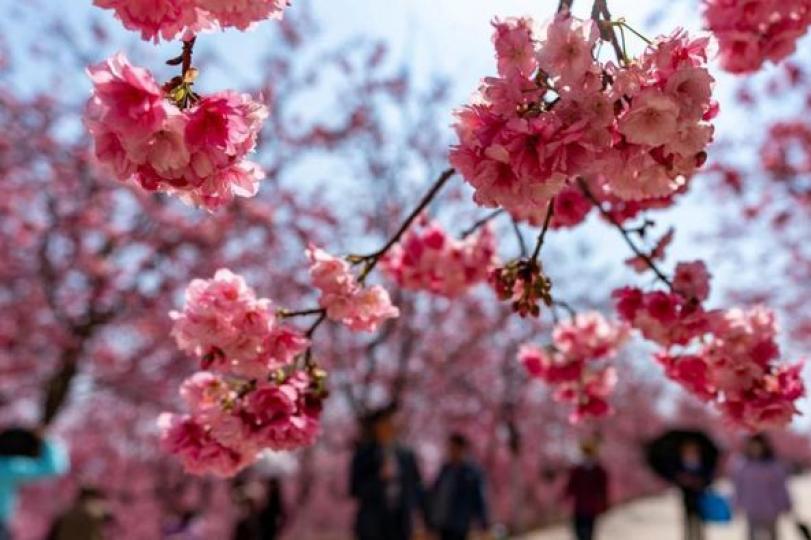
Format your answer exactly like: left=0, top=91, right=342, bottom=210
left=0, top=427, right=69, bottom=540
left=429, top=433, right=489, bottom=540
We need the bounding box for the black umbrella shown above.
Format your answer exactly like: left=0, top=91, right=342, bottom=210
left=645, top=429, right=719, bottom=483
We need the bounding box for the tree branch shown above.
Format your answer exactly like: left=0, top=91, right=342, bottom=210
left=354, top=167, right=456, bottom=282
left=577, top=179, right=675, bottom=290
left=592, top=0, right=625, bottom=65
left=531, top=198, right=555, bottom=264
left=460, top=209, right=504, bottom=239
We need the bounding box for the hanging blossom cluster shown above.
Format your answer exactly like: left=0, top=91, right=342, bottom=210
left=307, top=246, right=400, bottom=332
left=380, top=217, right=498, bottom=298
left=160, top=269, right=325, bottom=476
left=614, top=262, right=805, bottom=430
left=94, top=0, right=290, bottom=42
left=449, top=15, right=716, bottom=223
left=86, top=53, right=267, bottom=211
left=703, top=0, right=811, bottom=74
left=519, top=311, right=629, bottom=422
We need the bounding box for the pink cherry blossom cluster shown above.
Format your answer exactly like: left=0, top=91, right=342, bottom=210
left=307, top=246, right=400, bottom=332
left=614, top=263, right=805, bottom=430
left=613, top=261, right=714, bottom=347
left=657, top=308, right=805, bottom=430
left=449, top=15, right=716, bottom=222
left=703, top=0, right=811, bottom=74
left=94, top=0, right=289, bottom=42
left=86, top=53, right=268, bottom=211
left=159, top=369, right=323, bottom=477
left=380, top=217, right=498, bottom=298
left=162, top=269, right=324, bottom=476
left=170, top=269, right=307, bottom=378
left=519, top=311, right=629, bottom=422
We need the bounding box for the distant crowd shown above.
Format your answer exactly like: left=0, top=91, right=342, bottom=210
left=0, top=408, right=803, bottom=540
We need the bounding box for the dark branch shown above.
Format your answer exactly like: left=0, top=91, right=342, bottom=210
left=460, top=209, right=504, bottom=239
left=531, top=198, right=556, bottom=264
left=355, top=168, right=456, bottom=282
left=577, top=179, right=675, bottom=290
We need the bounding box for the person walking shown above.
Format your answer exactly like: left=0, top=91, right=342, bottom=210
left=732, top=434, right=792, bottom=540
left=349, top=405, right=426, bottom=540
left=429, top=433, right=489, bottom=540
left=232, top=477, right=286, bottom=540
left=0, top=426, right=69, bottom=540
left=673, top=440, right=714, bottom=540
left=564, top=440, right=609, bottom=540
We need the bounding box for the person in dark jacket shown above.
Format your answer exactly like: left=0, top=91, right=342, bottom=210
left=429, top=433, right=489, bottom=540
left=673, top=440, right=713, bottom=540
left=232, top=477, right=286, bottom=540
left=564, top=440, right=609, bottom=540
left=349, top=405, right=426, bottom=540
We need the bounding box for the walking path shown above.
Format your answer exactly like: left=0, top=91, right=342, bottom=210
left=520, top=474, right=811, bottom=540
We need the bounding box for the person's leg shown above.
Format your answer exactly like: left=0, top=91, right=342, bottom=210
left=584, top=516, right=596, bottom=540
left=683, top=509, right=694, bottom=540
left=573, top=515, right=593, bottom=540
left=685, top=510, right=704, bottom=540
left=747, top=519, right=758, bottom=540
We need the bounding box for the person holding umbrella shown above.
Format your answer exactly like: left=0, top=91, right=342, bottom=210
left=647, top=430, right=719, bottom=540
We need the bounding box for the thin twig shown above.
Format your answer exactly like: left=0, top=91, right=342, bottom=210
left=181, top=37, right=196, bottom=78
left=557, top=0, right=575, bottom=13
left=531, top=198, right=556, bottom=263
left=460, top=209, right=505, bottom=239
left=552, top=299, right=577, bottom=321
left=278, top=307, right=325, bottom=318
left=512, top=220, right=528, bottom=258
left=356, top=168, right=456, bottom=282
left=577, top=179, right=674, bottom=290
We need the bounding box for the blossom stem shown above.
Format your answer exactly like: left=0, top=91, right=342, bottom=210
left=460, top=209, right=504, bottom=239
left=531, top=198, right=555, bottom=264
left=591, top=0, right=625, bottom=65
left=181, top=37, right=196, bottom=78
left=278, top=307, right=326, bottom=319
left=615, top=20, right=652, bottom=45
left=306, top=312, right=327, bottom=337
left=552, top=299, right=577, bottom=321
left=577, top=179, right=675, bottom=290
left=557, top=0, right=575, bottom=13
left=512, top=220, right=528, bottom=257
left=356, top=167, right=456, bottom=282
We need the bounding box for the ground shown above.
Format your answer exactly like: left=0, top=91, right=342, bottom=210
left=521, top=474, right=811, bottom=540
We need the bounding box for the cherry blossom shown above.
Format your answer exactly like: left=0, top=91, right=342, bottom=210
left=703, top=0, right=811, bottom=74
left=86, top=53, right=268, bottom=211
left=93, top=0, right=289, bottom=42
left=307, top=245, right=400, bottom=332
left=170, top=269, right=308, bottom=378
left=616, top=276, right=805, bottom=430
left=450, top=16, right=716, bottom=221
left=381, top=217, right=498, bottom=298
left=519, top=312, right=629, bottom=422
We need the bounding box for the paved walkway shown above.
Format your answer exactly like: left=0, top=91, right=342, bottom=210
left=520, top=475, right=811, bottom=540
